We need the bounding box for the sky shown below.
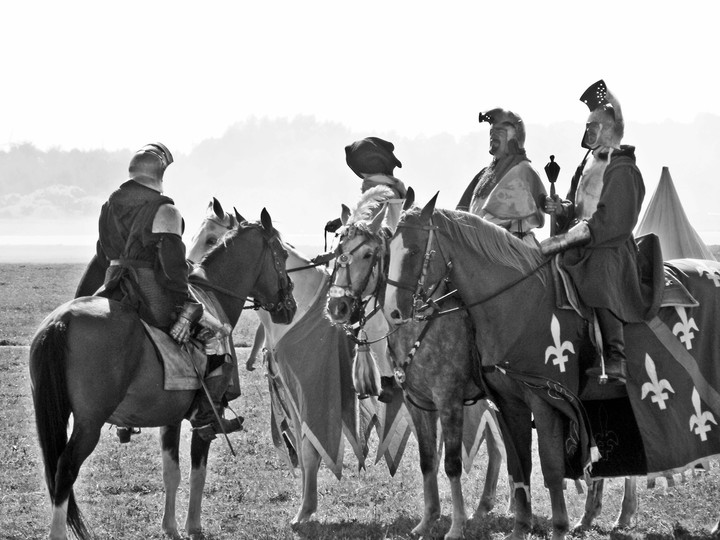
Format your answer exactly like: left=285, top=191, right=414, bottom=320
left=2, top=1, right=720, bottom=154
left=2, top=1, right=720, bottom=261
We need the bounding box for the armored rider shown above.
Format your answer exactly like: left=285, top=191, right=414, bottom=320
left=457, top=108, right=547, bottom=246
left=91, top=143, right=242, bottom=440
left=541, top=80, right=647, bottom=384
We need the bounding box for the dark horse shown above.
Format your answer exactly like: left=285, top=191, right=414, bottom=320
left=385, top=195, right=720, bottom=539
left=326, top=188, right=505, bottom=539
left=30, top=209, right=297, bottom=540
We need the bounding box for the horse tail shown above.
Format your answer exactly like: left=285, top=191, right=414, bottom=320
left=30, top=319, right=89, bottom=540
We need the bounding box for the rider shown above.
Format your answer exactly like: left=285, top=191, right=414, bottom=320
left=91, top=143, right=242, bottom=441
left=457, top=108, right=547, bottom=246
left=540, top=80, right=647, bottom=384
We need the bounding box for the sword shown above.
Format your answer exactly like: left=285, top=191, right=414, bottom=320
left=184, top=343, right=236, bottom=457
left=544, top=155, right=561, bottom=237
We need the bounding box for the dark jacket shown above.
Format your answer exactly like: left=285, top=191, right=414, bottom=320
left=561, top=146, right=649, bottom=322
left=94, top=180, right=189, bottom=328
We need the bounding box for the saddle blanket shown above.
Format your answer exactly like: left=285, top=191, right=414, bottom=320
left=587, top=258, right=720, bottom=479
left=142, top=321, right=207, bottom=391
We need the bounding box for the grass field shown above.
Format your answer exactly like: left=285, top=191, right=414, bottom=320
left=1, top=264, right=719, bottom=539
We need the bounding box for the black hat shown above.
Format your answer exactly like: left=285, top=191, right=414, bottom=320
left=345, top=137, right=402, bottom=179
left=580, top=80, right=609, bottom=112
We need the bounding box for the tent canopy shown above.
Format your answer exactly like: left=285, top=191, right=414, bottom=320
left=635, top=167, right=716, bottom=261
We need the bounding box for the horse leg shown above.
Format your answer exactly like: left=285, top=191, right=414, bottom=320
left=614, top=476, right=637, bottom=529
left=160, top=425, right=182, bottom=539
left=474, top=409, right=503, bottom=518
left=291, top=435, right=321, bottom=525
left=438, top=401, right=467, bottom=540
left=50, top=421, right=103, bottom=540
left=185, top=430, right=212, bottom=539
left=486, top=376, right=533, bottom=539
left=406, top=404, right=441, bottom=537
left=574, top=478, right=604, bottom=531
left=530, top=395, right=569, bottom=540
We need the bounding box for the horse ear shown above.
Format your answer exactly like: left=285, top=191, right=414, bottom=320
left=340, top=204, right=351, bottom=226
left=260, top=208, right=273, bottom=231
left=233, top=207, right=245, bottom=224
left=368, top=205, right=387, bottom=234
left=403, top=187, right=415, bottom=210
left=420, top=192, right=439, bottom=223
left=212, top=197, right=224, bottom=219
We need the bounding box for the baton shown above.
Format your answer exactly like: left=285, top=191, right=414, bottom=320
left=184, top=343, right=237, bottom=457
left=544, top=155, right=561, bottom=237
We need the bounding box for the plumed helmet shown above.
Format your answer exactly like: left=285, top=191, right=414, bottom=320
left=479, top=108, right=526, bottom=148
left=128, top=142, right=174, bottom=183
left=345, top=137, right=402, bottom=179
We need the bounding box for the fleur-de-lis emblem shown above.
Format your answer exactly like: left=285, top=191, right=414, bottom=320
left=672, top=306, right=698, bottom=350
left=689, top=387, right=717, bottom=441
left=640, top=354, right=675, bottom=410
left=544, top=314, right=574, bottom=373
left=696, top=261, right=720, bottom=287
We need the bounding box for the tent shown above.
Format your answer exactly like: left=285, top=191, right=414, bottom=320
left=635, top=167, right=716, bottom=261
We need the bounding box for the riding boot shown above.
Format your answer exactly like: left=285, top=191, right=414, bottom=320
left=586, top=308, right=628, bottom=384
left=191, top=362, right=244, bottom=442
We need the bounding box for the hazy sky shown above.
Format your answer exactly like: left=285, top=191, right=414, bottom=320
left=3, top=1, right=720, bottom=154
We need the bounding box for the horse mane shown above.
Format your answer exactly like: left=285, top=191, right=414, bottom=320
left=409, top=207, right=545, bottom=279
left=349, top=186, right=395, bottom=224
left=199, top=220, right=271, bottom=267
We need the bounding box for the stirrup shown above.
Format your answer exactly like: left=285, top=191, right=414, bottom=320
left=116, top=426, right=141, bottom=443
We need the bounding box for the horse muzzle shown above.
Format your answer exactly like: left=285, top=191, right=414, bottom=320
left=326, top=296, right=353, bottom=324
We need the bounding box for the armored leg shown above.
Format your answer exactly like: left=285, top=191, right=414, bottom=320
left=587, top=308, right=628, bottom=384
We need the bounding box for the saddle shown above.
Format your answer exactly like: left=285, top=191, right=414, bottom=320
left=141, top=284, right=239, bottom=394
left=552, top=233, right=698, bottom=318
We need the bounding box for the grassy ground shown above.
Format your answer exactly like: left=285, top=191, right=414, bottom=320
left=1, top=264, right=719, bottom=539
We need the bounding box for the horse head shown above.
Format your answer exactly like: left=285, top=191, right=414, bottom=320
left=384, top=192, right=445, bottom=325
left=194, top=207, right=297, bottom=325
left=326, top=187, right=395, bottom=325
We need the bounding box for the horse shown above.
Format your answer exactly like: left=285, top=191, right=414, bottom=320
left=325, top=187, right=506, bottom=540
left=30, top=208, right=297, bottom=540
left=384, top=194, right=720, bottom=539
left=187, top=198, right=415, bottom=526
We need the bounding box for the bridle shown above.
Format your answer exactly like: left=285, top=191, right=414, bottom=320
left=328, top=225, right=388, bottom=327
left=385, top=218, right=454, bottom=320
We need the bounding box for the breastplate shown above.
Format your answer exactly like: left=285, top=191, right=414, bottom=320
left=575, top=157, right=608, bottom=220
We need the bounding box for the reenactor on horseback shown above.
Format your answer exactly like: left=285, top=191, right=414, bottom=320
left=540, top=80, right=647, bottom=384
left=86, top=143, right=242, bottom=441
left=457, top=108, right=547, bottom=246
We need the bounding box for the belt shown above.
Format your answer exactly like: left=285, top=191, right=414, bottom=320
left=109, top=259, right=153, bottom=269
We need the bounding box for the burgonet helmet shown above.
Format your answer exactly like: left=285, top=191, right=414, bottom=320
left=128, top=143, right=174, bottom=183
left=345, top=137, right=402, bottom=179
left=479, top=108, right=526, bottom=148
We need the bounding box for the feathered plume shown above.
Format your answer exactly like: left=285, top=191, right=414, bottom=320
left=349, top=186, right=395, bottom=224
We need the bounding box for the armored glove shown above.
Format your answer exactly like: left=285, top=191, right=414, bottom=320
left=540, top=221, right=591, bottom=256
left=170, top=302, right=203, bottom=344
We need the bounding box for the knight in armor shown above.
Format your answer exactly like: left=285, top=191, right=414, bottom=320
left=540, top=80, right=647, bottom=384
left=90, top=143, right=242, bottom=441
left=457, top=108, right=547, bottom=246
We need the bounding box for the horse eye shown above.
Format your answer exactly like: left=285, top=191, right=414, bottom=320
left=206, top=237, right=217, bottom=246
left=362, top=252, right=372, bottom=259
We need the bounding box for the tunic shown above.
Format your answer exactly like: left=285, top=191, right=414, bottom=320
left=560, top=146, right=648, bottom=322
